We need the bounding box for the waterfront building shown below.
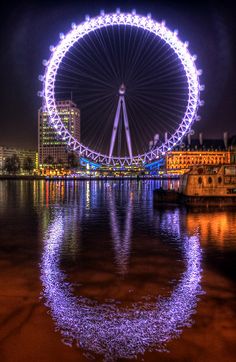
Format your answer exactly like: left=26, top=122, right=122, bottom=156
left=166, top=133, right=232, bottom=174
left=0, top=146, right=38, bottom=173
left=38, top=100, right=80, bottom=167
left=166, top=150, right=231, bottom=174
left=230, top=135, right=236, bottom=164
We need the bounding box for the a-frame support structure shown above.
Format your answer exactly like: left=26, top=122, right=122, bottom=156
left=109, top=84, right=133, bottom=159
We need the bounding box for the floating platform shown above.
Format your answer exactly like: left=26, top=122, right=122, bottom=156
left=154, top=164, right=236, bottom=207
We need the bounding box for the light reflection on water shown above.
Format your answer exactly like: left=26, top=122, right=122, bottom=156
left=1, top=180, right=236, bottom=361
left=40, top=180, right=203, bottom=360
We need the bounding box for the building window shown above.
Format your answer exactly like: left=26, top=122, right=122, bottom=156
left=208, top=177, right=212, bottom=184
left=198, top=177, right=202, bottom=184
left=227, top=188, right=236, bottom=194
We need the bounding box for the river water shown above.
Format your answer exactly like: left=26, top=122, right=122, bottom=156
left=0, top=180, right=235, bottom=361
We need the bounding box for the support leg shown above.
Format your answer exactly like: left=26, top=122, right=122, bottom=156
left=122, top=97, right=133, bottom=159
left=109, top=97, right=122, bottom=159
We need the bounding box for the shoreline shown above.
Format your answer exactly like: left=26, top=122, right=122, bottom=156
left=0, top=175, right=179, bottom=181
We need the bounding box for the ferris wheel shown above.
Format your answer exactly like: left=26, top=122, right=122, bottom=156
left=39, top=10, right=203, bottom=167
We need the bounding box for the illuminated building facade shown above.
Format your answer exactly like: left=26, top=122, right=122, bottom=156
left=230, top=136, right=236, bottom=164
left=166, top=150, right=231, bottom=174
left=0, top=146, right=38, bottom=173
left=166, top=134, right=232, bottom=174
left=38, top=100, right=80, bottom=167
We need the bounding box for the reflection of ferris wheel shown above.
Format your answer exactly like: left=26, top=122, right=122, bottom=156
left=39, top=10, right=203, bottom=167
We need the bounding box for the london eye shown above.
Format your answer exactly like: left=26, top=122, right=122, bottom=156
left=39, top=10, right=203, bottom=167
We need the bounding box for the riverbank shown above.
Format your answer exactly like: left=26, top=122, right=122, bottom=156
left=0, top=175, right=179, bottom=181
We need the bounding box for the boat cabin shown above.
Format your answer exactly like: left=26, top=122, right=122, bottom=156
left=179, top=165, right=236, bottom=197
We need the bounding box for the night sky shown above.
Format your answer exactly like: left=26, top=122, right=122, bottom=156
left=0, top=0, right=235, bottom=149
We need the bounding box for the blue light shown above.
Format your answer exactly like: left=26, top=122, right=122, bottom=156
left=80, top=157, right=101, bottom=169
left=145, top=158, right=165, bottom=171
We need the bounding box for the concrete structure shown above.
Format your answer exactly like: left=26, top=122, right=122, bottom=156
left=38, top=100, right=80, bottom=167
left=0, top=146, right=38, bottom=173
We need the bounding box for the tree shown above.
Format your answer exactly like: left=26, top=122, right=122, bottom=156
left=23, top=157, right=34, bottom=174
left=43, top=155, right=54, bottom=166
left=57, top=158, right=64, bottom=166
left=67, top=152, right=78, bottom=169
left=4, top=157, right=12, bottom=174
left=4, top=154, right=21, bottom=174
left=56, top=158, right=64, bottom=173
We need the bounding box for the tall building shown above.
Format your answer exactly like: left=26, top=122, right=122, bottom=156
left=0, top=146, right=38, bottom=173
left=38, top=100, right=80, bottom=167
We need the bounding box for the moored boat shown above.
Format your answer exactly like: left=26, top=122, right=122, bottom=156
left=154, top=165, right=236, bottom=207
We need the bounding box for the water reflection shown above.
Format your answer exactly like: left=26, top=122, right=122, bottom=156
left=40, top=182, right=203, bottom=360
left=1, top=180, right=236, bottom=361
left=185, top=211, right=236, bottom=247
left=108, top=186, right=133, bottom=275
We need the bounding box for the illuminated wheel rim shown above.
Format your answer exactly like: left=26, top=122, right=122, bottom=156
left=42, top=11, right=202, bottom=167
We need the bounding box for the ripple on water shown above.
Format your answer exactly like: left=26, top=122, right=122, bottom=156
left=40, top=208, right=203, bottom=361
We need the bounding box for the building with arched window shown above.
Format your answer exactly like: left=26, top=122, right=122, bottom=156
left=166, top=134, right=235, bottom=174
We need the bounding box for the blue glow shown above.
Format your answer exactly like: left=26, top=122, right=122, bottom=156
left=145, top=158, right=165, bottom=170
left=80, top=157, right=101, bottom=169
